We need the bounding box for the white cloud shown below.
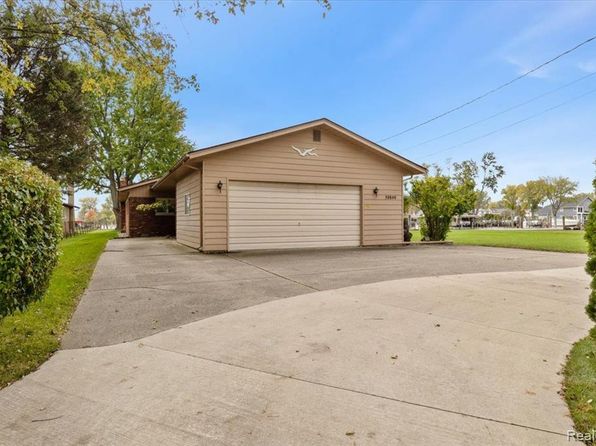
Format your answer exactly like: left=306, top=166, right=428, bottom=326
left=501, top=55, right=551, bottom=78
left=497, top=2, right=596, bottom=77
left=578, top=60, right=596, bottom=73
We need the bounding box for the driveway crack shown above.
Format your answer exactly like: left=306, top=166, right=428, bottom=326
left=143, top=343, right=568, bottom=438
left=226, top=254, right=320, bottom=292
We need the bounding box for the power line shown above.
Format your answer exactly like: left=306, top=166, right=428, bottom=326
left=377, top=34, right=596, bottom=143
left=418, top=85, right=596, bottom=160
left=405, top=71, right=596, bottom=151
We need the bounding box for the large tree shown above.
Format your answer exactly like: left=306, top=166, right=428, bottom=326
left=0, top=0, right=199, bottom=96
left=522, top=179, right=547, bottom=224
left=542, top=176, right=578, bottom=227
left=453, top=152, right=505, bottom=215
left=80, top=68, right=192, bottom=228
left=501, top=184, right=525, bottom=227
left=78, top=196, right=97, bottom=222
left=98, top=196, right=116, bottom=228
left=1, top=0, right=331, bottom=95
left=0, top=2, right=92, bottom=183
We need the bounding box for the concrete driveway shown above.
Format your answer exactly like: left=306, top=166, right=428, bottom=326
left=62, top=238, right=584, bottom=348
left=0, top=239, right=591, bottom=445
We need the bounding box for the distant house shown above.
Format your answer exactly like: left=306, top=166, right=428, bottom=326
left=538, top=196, right=592, bottom=228
left=62, top=203, right=78, bottom=236
left=62, top=185, right=78, bottom=236
left=407, top=209, right=424, bottom=229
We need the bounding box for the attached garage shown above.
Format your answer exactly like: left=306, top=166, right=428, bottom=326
left=121, top=118, right=426, bottom=251
left=228, top=181, right=361, bottom=250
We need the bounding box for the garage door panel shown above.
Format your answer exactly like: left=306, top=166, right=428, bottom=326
left=230, top=219, right=360, bottom=226
left=230, top=226, right=360, bottom=237
left=230, top=209, right=360, bottom=219
left=229, top=181, right=361, bottom=250
left=230, top=183, right=358, bottom=193
left=228, top=202, right=360, bottom=211
left=231, top=239, right=361, bottom=251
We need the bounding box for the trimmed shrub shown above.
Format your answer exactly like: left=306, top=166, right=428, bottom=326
left=585, top=175, right=596, bottom=322
left=410, top=174, right=476, bottom=241
left=0, top=156, right=63, bottom=317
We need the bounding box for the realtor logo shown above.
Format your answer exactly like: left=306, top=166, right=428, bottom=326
left=291, top=146, right=318, bottom=157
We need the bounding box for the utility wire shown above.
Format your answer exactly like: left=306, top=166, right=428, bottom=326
left=418, top=85, right=596, bottom=160
left=377, top=34, right=596, bottom=143
left=405, top=71, right=596, bottom=151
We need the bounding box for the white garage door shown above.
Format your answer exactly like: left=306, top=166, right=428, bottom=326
left=229, top=181, right=361, bottom=251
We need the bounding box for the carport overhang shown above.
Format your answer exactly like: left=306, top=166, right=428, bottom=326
left=117, top=178, right=160, bottom=202
left=151, top=157, right=203, bottom=194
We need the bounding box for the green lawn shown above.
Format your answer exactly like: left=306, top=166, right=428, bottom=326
left=0, top=230, right=116, bottom=389
left=411, top=229, right=587, bottom=254
left=563, top=327, right=596, bottom=442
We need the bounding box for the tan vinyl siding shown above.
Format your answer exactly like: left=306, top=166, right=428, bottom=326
left=202, top=128, right=404, bottom=251
left=176, top=170, right=201, bottom=249
left=127, top=184, right=155, bottom=197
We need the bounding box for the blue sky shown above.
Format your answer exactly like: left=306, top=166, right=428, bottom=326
left=80, top=1, right=596, bottom=206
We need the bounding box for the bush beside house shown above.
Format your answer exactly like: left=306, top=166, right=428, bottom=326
left=563, top=173, right=596, bottom=440
left=585, top=178, right=596, bottom=321
left=409, top=173, right=476, bottom=241
left=0, top=156, right=62, bottom=317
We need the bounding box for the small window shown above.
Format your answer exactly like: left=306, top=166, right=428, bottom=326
left=155, top=198, right=175, bottom=216
left=578, top=207, right=583, bottom=213
left=313, top=129, right=321, bottom=142
left=184, top=194, right=191, bottom=215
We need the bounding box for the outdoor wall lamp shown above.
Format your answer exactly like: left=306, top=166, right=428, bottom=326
left=217, top=180, right=223, bottom=191
left=373, top=187, right=379, bottom=195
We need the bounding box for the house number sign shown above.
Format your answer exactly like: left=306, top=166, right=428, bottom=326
left=385, top=195, right=397, bottom=200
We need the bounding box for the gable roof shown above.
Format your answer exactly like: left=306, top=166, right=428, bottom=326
left=117, top=178, right=160, bottom=202
left=118, top=178, right=158, bottom=191
left=152, top=118, right=426, bottom=191
left=538, top=196, right=593, bottom=216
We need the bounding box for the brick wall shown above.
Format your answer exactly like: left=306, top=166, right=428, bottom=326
left=126, top=197, right=176, bottom=237
left=120, top=202, right=127, bottom=233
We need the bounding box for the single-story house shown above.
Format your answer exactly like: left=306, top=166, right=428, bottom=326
left=62, top=185, right=78, bottom=236
left=118, top=118, right=426, bottom=252
left=62, top=202, right=78, bottom=236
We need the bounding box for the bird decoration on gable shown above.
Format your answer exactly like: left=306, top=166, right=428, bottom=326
left=291, top=146, right=318, bottom=157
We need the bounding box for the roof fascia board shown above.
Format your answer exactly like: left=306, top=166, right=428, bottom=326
left=118, top=178, right=158, bottom=191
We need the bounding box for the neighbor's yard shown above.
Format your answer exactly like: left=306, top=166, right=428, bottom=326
left=0, top=230, right=116, bottom=389
left=411, top=229, right=587, bottom=253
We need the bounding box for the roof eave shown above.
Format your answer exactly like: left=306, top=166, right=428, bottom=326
left=151, top=154, right=191, bottom=191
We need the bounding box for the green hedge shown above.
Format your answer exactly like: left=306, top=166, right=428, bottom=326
left=586, top=175, right=596, bottom=322
left=0, top=156, right=63, bottom=317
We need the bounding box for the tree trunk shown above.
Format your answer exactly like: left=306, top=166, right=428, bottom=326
left=552, top=206, right=559, bottom=228
left=109, top=180, right=121, bottom=231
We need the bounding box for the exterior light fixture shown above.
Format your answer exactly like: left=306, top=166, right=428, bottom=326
left=373, top=187, right=379, bottom=195
left=217, top=180, right=223, bottom=191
